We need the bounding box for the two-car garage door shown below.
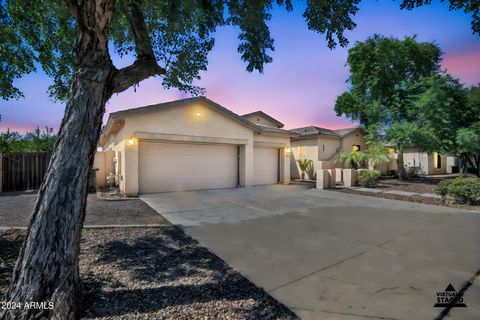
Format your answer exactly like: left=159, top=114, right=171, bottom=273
left=138, top=141, right=279, bottom=193
left=139, top=141, right=238, bottom=193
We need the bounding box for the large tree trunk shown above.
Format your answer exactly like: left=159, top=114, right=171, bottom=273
left=397, top=150, right=408, bottom=180
left=1, top=1, right=115, bottom=319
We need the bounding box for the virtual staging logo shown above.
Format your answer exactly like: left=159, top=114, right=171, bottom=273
left=434, top=283, right=467, bottom=308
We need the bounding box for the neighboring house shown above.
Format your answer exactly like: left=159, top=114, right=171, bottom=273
left=289, top=126, right=366, bottom=179
left=402, top=147, right=457, bottom=175
left=96, top=97, right=296, bottom=195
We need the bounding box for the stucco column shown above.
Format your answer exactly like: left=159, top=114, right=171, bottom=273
left=316, top=169, right=330, bottom=189
left=343, top=169, right=357, bottom=187
left=239, top=143, right=254, bottom=187
left=327, top=169, right=336, bottom=188
left=123, top=139, right=139, bottom=196
left=335, top=168, right=343, bottom=183
left=279, top=147, right=290, bottom=184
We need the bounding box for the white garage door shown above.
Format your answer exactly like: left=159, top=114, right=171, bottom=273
left=139, top=141, right=238, bottom=193
left=253, top=147, right=279, bottom=185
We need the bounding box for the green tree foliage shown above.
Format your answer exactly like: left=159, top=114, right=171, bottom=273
left=2, top=1, right=479, bottom=101
left=0, top=127, right=57, bottom=155
left=334, top=35, right=480, bottom=178
left=456, top=122, right=480, bottom=175
left=1, top=1, right=479, bottom=318
left=335, top=34, right=442, bottom=127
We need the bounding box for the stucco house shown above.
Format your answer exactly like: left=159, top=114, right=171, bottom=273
left=288, top=126, right=366, bottom=179
left=402, top=147, right=457, bottom=175
left=95, top=97, right=296, bottom=195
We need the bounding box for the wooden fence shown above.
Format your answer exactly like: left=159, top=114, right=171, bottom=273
left=1, top=152, right=51, bottom=192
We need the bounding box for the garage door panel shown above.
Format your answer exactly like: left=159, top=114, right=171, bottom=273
left=253, top=147, right=278, bottom=185
left=139, top=142, right=238, bottom=193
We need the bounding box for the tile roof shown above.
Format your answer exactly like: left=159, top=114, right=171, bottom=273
left=289, top=126, right=361, bottom=138
left=103, top=97, right=298, bottom=139
left=241, top=111, right=284, bottom=128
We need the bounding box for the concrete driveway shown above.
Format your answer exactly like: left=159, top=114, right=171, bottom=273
left=141, top=185, right=480, bottom=320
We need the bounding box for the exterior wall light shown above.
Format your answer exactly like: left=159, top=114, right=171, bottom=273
left=127, top=138, right=135, bottom=145
left=196, top=112, right=202, bottom=116
left=285, top=147, right=291, bottom=155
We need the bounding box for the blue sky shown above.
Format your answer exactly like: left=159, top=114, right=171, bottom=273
left=1, top=0, right=479, bottom=132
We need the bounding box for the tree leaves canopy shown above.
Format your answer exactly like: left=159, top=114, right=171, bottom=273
left=335, top=34, right=442, bottom=127
left=1, top=0, right=478, bottom=101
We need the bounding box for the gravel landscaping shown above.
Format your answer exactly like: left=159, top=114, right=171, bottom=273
left=0, top=193, right=167, bottom=227
left=334, top=177, right=480, bottom=211
left=374, top=177, right=444, bottom=193
left=0, top=227, right=298, bottom=319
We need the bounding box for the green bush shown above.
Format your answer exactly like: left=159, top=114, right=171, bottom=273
left=436, top=178, right=480, bottom=204
left=357, top=169, right=381, bottom=187
left=389, top=170, right=399, bottom=178
left=406, top=166, right=419, bottom=178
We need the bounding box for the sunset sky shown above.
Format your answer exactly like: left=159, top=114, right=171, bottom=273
left=1, top=0, right=479, bottom=133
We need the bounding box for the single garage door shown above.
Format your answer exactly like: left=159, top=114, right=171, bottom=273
left=253, top=147, right=279, bottom=185
left=139, top=141, right=238, bottom=193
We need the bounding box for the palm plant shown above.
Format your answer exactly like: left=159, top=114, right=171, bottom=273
left=364, top=143, right=389, bottom=167
left=340, top=150, right=366, bottom=169
left=297, top=159, right=312, bottom=180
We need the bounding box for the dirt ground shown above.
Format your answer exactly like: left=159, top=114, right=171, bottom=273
left=0, top=193, right=167, bottom=227
left=0, top=227, right=297, bottom=320
left=334, top=176, right=480, bottom=211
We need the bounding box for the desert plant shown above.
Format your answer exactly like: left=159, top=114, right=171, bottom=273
left=297, top=159, right=312, bottom=180
left=357, top=169, right=381, bottom=187
left=306, top=161, right=316, bottom=180
left=364, top=143, right=389, bottom=167
left=340, top=150, right=366, bottom=169
left=406, top=166, right=419, bottom=179
left=436, top=178, right=480, bottom=205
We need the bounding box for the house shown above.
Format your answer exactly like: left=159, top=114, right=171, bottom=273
left=95, top=97, right=296, bottom=195
left=402, top=147, right=457, bottom=175
left=288, top=126, right=366, bottom=179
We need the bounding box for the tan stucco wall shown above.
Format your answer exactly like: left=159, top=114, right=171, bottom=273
left=403, top=148, right=447, bottom=175
left=341, top=131, right=366, bottom=153
left=290, top=138, right=319, bottom=179
left=243, top=114, right=278, bottom=128
left=426, top=154, right=447, bottom=175
left=290, top=131, right=366, bottom=179
left=99, top=101, right=291, bottom=194
left=93, top=151, right=115, bottom=188
left=317, top=136, right=341, bottom=161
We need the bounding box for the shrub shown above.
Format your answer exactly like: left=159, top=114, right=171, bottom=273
left=297, top=159, right=312, bottom=180
left=406, top=167, right=419, bottom=178
left=389, top=170, right=399, bottom=178
left=436, top=178, right=480, bottom=204
left=357, top=169, right=381, bottom=187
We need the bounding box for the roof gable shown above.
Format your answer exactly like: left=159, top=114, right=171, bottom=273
left=241, top=111, right=284, bottom=128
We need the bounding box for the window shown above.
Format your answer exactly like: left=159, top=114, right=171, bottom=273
left=299, top=146, right=305, bottom=157
left=388, top=147, right=396, bottom=154
left=434, top=152, right=441, bottom=169
left=352, top=145, right=361, bottom=152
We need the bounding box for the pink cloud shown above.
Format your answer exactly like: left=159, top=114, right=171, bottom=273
left=442, top=49, right=480, bottom=86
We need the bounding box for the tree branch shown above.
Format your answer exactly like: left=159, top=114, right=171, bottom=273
left=111, top=57, right=165, bottom=94
left=110, top=0, right=165, bottom=94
